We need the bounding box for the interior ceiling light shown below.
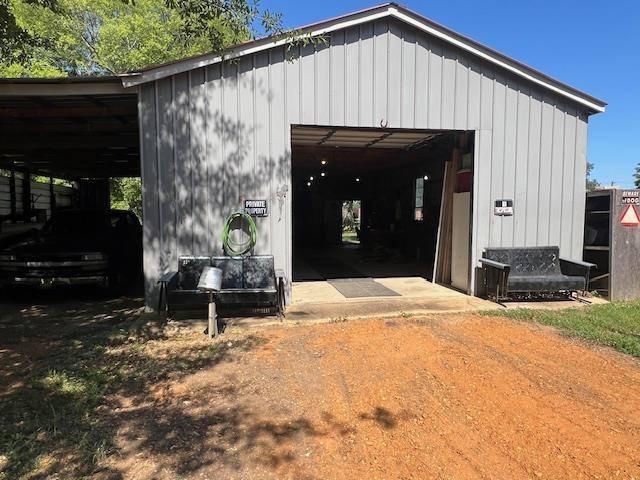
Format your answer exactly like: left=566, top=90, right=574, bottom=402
left=306, top=181, right=311, bottom=186
left=356, top=177, right=360, bottom=182
left=423, top=174, right=430, bottom=181
left=321, top=159, right=327, bottom=165
left=320, top=172, right=326, bottom=177
left=309, top=176, right=314, bottom=181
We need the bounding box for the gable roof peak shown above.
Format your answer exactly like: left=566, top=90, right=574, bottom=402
left=121, top=3, right=605, bottom=113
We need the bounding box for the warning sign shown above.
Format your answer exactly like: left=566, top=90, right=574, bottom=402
left=621, top=190, right=640, bottom=205
left=620, top=204, right=640, bottom=227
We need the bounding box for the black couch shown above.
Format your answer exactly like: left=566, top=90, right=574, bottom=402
left=479, top=246, right=595, bottom=301
left=158, top=255, right=285, bottom=318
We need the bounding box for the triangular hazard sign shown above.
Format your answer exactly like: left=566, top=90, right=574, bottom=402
left=620, top=204, right=640, bottom=226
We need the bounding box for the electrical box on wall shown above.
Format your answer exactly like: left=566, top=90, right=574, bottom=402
left=494, top=199, right=513, bottom=216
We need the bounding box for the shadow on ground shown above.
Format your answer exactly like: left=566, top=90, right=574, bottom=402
left=0, top=288, right=375, bottom=479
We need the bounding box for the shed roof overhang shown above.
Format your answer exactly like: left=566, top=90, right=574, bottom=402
left=121, top=2, right=606, bottom=114
left=0, top=77, right=139, bottom=179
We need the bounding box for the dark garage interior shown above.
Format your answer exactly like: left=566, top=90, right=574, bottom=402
left=0, top=77, right=142, bottom=294
left=291, top=125, right=474, bottom=291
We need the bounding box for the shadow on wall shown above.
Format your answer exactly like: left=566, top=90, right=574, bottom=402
left=141, top=58, right=292, bottom=308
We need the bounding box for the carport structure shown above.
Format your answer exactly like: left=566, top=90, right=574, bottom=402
left=0, top=77, right=139, bottom=219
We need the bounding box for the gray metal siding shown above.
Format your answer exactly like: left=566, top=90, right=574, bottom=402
left=139, top=18, right=589, bottom=307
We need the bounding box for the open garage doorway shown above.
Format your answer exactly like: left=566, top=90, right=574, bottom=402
left=291, top=125, right=474, bottom=294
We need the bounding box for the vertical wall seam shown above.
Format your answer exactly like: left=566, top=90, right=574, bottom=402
left=452, top=53, right=458, bottom=128
left=187, top=71, right=194, bottom=252
left=512, top=84, right=520, bottom=247
left=153, top=82, right=162, bottom=257
left=344, top=32, right=348, bottom=125
left=524, top=92, right=532, bottom=243
left=439, top=45, right=444, bottom=127
left=500, top=80, right=508, bottom=245
left=372, top=23, right=376, bottom=125
left=399, top=28, right=404, bottom=126
left=329, top=38, right=333, bottom=124
left=171, top=78, right=177, bottom=260
left=358, top=25, right=362, bottom=125
left=570, top=111, right=579, bottom=252
left=488, top=76, right=496, bottom=246
left=253, top=55, right=258, bottom=195
left=413, top=33, right=418, bottom=128
left=547, top=99, right=555, bottom=244
left=558, top=107, right=566, bottom=250
left=267, top=50, right=273, bottom=252
left=386, top=20, right=390, bottom=123
left=203, top=68, right=210, bottom=250
left=535, top=96, right=543, bottom=245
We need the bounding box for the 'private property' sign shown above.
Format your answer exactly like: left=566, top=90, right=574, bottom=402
left=245, top=199, right=268, bottom=217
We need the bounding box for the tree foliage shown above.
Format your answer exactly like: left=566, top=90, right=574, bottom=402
left=110, top=177, right=142, bottom=219
left=634, top=163, right=640, bottom=189
left=586, top=161, right=601, bottom=192
left=1, top=0, right=283, bottom=76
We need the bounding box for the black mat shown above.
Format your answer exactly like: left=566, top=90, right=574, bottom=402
left=328, top=278, right=400, bottom=298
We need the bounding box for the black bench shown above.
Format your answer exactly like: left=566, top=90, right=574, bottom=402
left=479, top=246, right=595, bottom=301
left=158, top=255, right=285, bottom=318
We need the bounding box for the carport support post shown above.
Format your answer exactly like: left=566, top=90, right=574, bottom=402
left=208, top=292, right=218, bottom=338
left=9, top=170, right=16, bottom=222
left=49, top=177, right=56, bottom=214
left=21, top=169, right=31, bottom=222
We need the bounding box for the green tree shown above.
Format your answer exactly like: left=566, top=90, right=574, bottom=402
left=1, top=0, right=285, bottom=77
left=634, top=163, right=640, bottom=189
left=110, top=177, right=142, bottom=220
left=586, top=161, right=601, bottom=192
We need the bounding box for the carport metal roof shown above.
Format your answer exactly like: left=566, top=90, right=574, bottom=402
left=0, top=77, right=139, bottom=179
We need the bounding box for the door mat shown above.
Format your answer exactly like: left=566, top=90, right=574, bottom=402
left=328, top=278, right=400, bottom=298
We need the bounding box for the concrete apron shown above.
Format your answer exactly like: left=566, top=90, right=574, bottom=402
left=284, top=277, right=498, bottom=322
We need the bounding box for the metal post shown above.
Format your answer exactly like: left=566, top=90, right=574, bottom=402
left=208, top=292, right=218, bottom=338
left=9, top=170, right=16, bottom=223
left=49, top=177, right=56, bottom=215
left=22, top=169, right=31, bottom=222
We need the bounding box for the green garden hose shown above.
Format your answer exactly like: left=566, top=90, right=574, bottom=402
left=221, top=211, right=257, bottom=256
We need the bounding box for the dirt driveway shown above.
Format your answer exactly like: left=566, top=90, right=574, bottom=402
left=2, top=299, right=640, bottom=479
left=110, top=316, right=640, bottom=479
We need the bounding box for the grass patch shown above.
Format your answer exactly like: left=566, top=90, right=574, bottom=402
left=482, top=301, right=640, bottom=357
left=0, top=321, right=265, bottom=480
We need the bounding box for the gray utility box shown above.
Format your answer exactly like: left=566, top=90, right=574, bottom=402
left=584, top=189, right=640, bottom=300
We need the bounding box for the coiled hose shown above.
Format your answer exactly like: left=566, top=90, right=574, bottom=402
left=221, top=211, right=257, bottom=256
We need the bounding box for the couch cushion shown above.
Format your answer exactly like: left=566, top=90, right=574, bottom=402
left=484, top=247, right=561, bottom=276
left=177, top=256, right=211, bottom=290
left=507, top=274, right=585, bottom=292
left=243, top=255, right=276, bottom=290
left=210, top=256, right=243, bottom=289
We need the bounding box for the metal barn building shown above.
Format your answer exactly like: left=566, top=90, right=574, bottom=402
left=57, top=3, right=609, bottom=308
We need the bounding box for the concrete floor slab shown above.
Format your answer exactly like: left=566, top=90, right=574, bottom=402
left=287, top=277, right=497, bottom=321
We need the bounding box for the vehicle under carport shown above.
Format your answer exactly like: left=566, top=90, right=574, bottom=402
left=0, top=76, right=142, bottom=292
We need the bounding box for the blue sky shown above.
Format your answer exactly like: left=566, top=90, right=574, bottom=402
left=268, top=0, right=640, bottom=187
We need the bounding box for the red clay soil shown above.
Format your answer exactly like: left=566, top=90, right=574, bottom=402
left=101, top=314, right=640, bottom=480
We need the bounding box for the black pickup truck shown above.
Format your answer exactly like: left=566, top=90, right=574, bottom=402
left=0, top=209, right=142, bottom=289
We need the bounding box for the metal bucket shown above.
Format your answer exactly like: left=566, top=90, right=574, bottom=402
left=198, top=266, right=223, bottom=292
